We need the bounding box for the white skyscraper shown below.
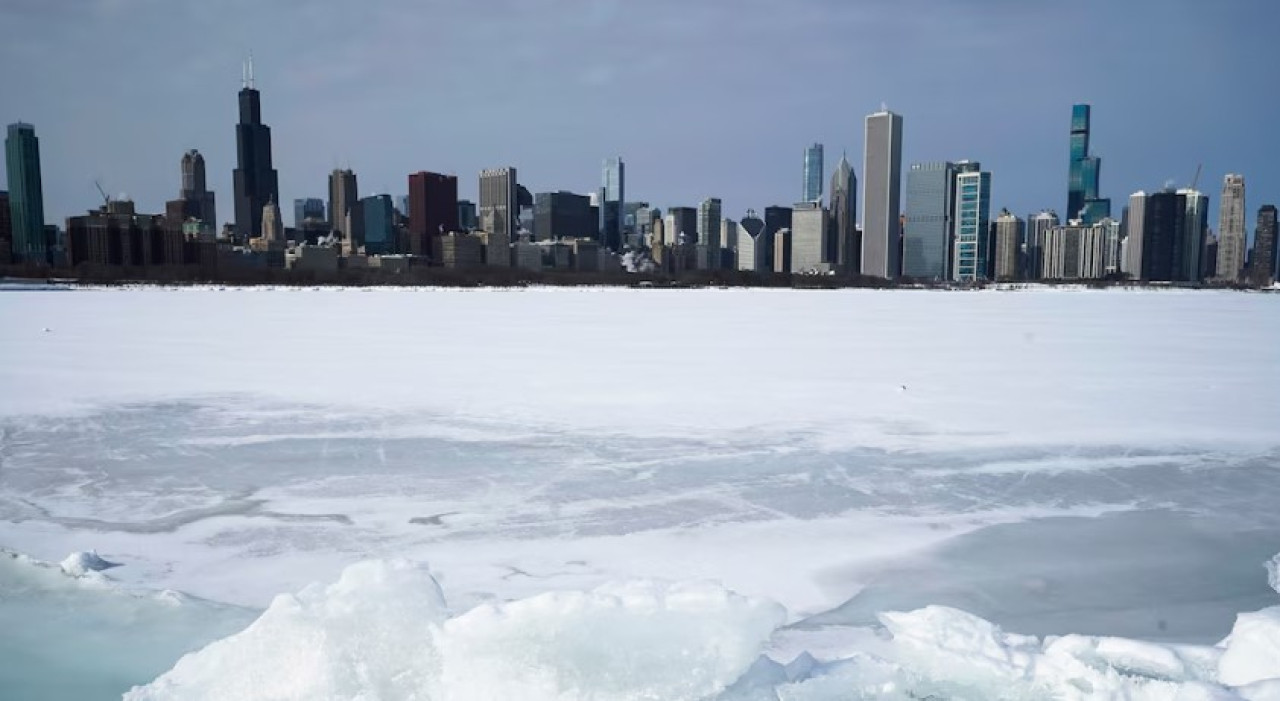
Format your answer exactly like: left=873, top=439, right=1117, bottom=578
left=1124, top=191, right=1147, bottom=279
left=1215, top=174, right=1247, bottom=281
left=861, top=109, right=903, bottom=279
left=790, top=201, right=829, bottom=273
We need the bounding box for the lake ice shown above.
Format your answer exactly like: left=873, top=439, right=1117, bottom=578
left=1, top=286, right=1277, bottom=699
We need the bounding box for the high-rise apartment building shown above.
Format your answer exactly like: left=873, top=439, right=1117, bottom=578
left=992, top=209, right=1023, bottom=280
left=232, top=58, right=279, bottom=238
left=902, top=161, right=956, bottom=280
left=952, top=162, right=991, bottom=282
left=803, top=143, right=824, bottom=203
left=1179, top=188, right=1208, bottom=282
left=1123, top=192, right=1147, bottom=279
left=1214, top=174, right=1247, bottom=282
left=862, top=110, right=903, bottom=279
left=600, top=157, right=625, bottom=250
left=829, top=153, right=857, bottom=272
left=5, top=122, right=47, bottom=263
left=1249, top=205, right=1277, bottom=285
left=1025, top=210, right=1060, bottom=280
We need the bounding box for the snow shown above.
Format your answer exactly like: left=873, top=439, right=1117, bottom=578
left=1219, top=607, right=1280, bottom=687
left=0, top=286, right=1278, bottom=698
left=60, top=550, right=121, bottom=576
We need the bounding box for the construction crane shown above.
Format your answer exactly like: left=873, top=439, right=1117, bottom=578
left=1190, top=164, right=1202, bottom=192
left=94, top=180, right=111, bottom=208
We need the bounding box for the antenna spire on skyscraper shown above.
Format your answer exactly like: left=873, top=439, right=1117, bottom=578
left=248, top=50, right=255, bottom=89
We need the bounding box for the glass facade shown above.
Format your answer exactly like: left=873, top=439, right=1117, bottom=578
left=1067, top=105, right=1102, bottom=221
left=5, top=122, right=47, bottom=264
left=360, top=195, right=394, bottom=255
left=902, top=162, right=955, bottom=280
left=600, top=158, right=625, bottom=251
left=293, top=198, right=325, bottom=227
left=803, top=143, right=823, bottom=203
left=952, top=166, right=991, bottom=282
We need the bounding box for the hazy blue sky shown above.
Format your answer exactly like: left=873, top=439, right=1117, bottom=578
left=3, top=0, right=1277, bottom=235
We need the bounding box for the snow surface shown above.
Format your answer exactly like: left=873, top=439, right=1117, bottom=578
left=1, top=286, right=1279, bottom=698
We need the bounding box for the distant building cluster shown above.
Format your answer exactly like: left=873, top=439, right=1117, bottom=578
left=2, top=60, right=1277, bottom=287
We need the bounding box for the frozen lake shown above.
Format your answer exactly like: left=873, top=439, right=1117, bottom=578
left=1, top=286, right=1278, bottom=699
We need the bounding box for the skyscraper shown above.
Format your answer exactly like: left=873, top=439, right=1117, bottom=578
left=952, top=162, right=992, bottom=282
left=790, top=201, right=829, bottom=273
left=1249, top=205, right=1277, bottom=285
left=5, top=122, right=47, bottom=264
left=1026, top=210, right=1060, bottom=280
left=232, top=58, right=279, bottom=239
left=862, top=110, right=903, bottom=279
left=328, top=169, right=359, bottom=239
left=829, top=153, right=857, bottom=272
left=1214, top=174, right=1247, bottom=282
left=178, top=150, right=217, bottom=227
left=361, top=194, right=395, bottom=255
left=902, top=161, right=956, bottom=280
left=1124, top=192, right=1147, bottom=279
left=294, top=198, right=325, bottom=227
left=600, top=157, right=625, bottom=250
left=993, top=209, right=1024, bottom=280
left=479, top=167, right=517, bottom=266
left=803, top=143, right=824, bottom=203
left=0, top=191, right=11, bottom=264
left=697, top=197, right=722, bottom=249
left=1179, top=188, right=1209, bottom=282
left=1067, top=104, right=1111, bottom=224
left=534, top=191, right=593, bottom=241
left=407, top=171, right=458, bottom=256
left=261, top=197, right=284, bottom=244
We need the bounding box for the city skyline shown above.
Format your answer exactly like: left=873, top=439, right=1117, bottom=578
left=2, top=0, right=1276, bottom=237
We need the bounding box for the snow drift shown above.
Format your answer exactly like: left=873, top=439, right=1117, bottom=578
left=128, top=557, right=1280, bottom=701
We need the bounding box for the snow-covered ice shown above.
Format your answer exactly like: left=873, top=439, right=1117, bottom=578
left=0, top=286, right=1278, bottom=698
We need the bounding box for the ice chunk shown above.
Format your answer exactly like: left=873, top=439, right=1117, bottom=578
left=1219, top=606, right=1280, bottom=687
left=59, top=550, right=120, bottom=577
left=436, top=579, right=785, bottom=700
left=126, top=559, right=448, bottom=701
left=1267, top=553, right=1280, bottom=596
left=129, top=561, right=785, bottom=701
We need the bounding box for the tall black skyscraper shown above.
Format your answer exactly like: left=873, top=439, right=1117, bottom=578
left=232, top=57, right=279, bottom=238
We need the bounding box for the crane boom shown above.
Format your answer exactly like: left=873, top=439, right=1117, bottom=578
left=1190, top=164, right=1202, bottom=191
left=94, top=180, right=111, bottom=207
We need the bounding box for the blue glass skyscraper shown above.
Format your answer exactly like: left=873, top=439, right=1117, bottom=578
left=803, top=143, right=823, bottom=203
left=1067, top=104, right=1110, bottom=224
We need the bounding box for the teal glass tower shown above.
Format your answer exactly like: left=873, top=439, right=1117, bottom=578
left=1067, top=104, right=1110, bottom=224
left=5, top=123, right=47, bottom=264
left=803, top=143, right=823, bottom=203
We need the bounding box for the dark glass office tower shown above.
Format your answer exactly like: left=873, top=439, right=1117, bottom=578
left=1249, top=205, right=1278, bottom=284
left=599, top=157, right=625, bottom=251
left=5, top=123, right=47, bottom=264
left=232, top=60, right=279, bottom=238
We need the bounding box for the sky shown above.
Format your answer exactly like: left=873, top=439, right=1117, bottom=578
left=2, top=0, right=1278, bottom=238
